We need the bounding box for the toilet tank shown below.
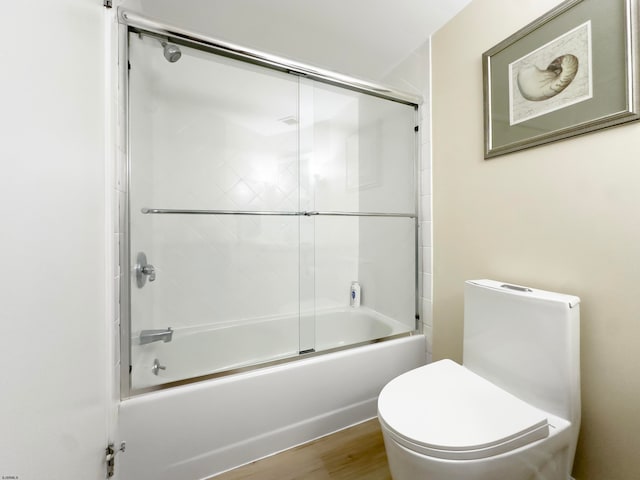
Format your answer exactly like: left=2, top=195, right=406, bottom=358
left=463, top=280, right=580, bottom=426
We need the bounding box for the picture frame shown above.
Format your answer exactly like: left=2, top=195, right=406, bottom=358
left=483, top=0, right=639, bottom=159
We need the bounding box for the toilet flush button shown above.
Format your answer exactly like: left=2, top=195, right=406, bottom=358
left=500, top=283, right=533, bottom=292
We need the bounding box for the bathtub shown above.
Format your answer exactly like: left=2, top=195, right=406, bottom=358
left=131, top=306, right=413, bottom=389
left=118, top=332, right=426, bottom=480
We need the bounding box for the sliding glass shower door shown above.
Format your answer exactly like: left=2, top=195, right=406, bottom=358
left=125, top=30, right=418, bottom=392
left=298, top=79, right=418, bottom=353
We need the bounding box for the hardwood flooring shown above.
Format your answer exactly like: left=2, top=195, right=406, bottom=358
left=209, top=418, right=392, bottom=480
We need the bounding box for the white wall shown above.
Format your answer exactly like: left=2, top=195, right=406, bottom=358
left=0, top=1, right=108, bottom=479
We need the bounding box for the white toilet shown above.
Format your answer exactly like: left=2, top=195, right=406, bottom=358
left=378, top=279, right=580, bottom=480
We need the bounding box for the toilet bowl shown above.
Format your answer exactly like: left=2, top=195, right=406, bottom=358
left=378, top=280, right=580, bottom=480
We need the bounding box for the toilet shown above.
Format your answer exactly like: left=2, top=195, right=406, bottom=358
left=378, top=279, right=580, bottom=480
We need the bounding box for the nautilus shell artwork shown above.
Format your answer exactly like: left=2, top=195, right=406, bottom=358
left=516, top=54, right=579, bottom=101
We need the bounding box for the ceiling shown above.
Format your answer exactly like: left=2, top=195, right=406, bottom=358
left=120, top=0, right=472, bottom=81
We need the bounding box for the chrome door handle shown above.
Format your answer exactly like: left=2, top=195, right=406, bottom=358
left=135, top=252, right=156, bottom=288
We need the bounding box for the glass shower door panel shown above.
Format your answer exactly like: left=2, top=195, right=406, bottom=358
left=300, top=79, right=417, bottom=215
left=129, top=215, right=300, bottom=389
left=128, top=33, right=301, bottom=389
left=129, top=33, right=300, bottom=213
left=312, top=216, right=416, bottom=353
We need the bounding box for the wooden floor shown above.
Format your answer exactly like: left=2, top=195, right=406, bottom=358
left=209, top=419, right=392, bottom=480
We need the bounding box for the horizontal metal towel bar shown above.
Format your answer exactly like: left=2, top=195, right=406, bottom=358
left=308, top=211, right=417, bottom=218
left=141, top=208, right=297, bottom=216
left=141, top=208, right=416, bottom=219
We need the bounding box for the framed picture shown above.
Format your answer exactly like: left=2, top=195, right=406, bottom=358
left=483, top=0, right=639, bottom=159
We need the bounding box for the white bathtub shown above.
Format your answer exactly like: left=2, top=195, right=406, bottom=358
left=131, top=307, right=412, bottom=389
left=118, top=333, right=426, bottom=480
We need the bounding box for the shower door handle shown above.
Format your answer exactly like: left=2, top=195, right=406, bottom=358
left=135, top=252, right=156, bottom=288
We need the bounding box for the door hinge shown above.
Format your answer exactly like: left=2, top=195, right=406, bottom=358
left=414, top=125, right=419, bottom=132
left=104, top=0, right=113, bottom=8
left=106, top=442, right=126, bottom=478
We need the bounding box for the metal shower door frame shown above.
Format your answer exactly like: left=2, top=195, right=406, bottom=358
left=118, top=9, right=423, bottom=398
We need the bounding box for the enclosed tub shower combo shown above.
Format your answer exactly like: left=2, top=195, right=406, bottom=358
left=116, top=10, right=424, bottom=480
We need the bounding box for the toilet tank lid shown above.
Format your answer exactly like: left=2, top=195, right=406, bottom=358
left=467, top=279, right=580, bottom=308
left=378, top=359, right=550, bottom=460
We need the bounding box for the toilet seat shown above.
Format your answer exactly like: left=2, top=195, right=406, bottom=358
left=378, top=359, right=550, bottom=461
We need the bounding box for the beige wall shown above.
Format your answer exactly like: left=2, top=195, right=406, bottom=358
left=431, top=0, right=640, bottom=479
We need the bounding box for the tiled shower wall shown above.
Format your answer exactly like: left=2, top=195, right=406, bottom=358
left=420, top=44, right=433, bottom=363
left=383, top=39, right=433, bottom=362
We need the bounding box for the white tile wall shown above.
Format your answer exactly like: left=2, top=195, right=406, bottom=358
left=381, top=39, right=433, bottom=360
left=420, top=40, right=433, bottom=361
